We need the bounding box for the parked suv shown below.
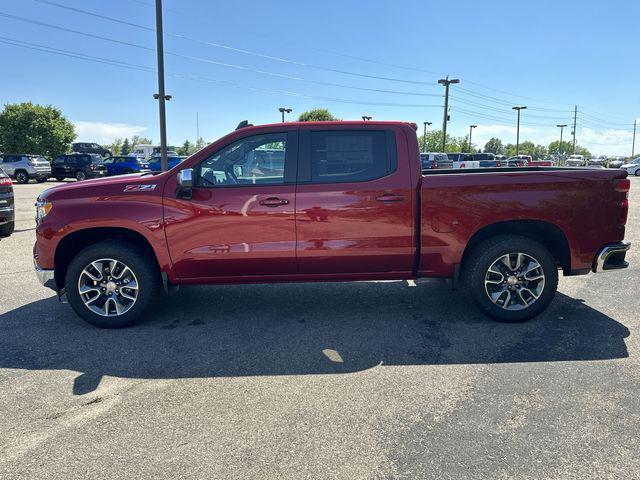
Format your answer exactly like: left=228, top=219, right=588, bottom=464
left=51, top=153, right=108, bottom=181
left=0, top=154, right=51, bottom=183
left=104, top=155, right=150, bottom=176
left=72, top=142, right=112, bottom=158
left=420, top=152, right=453, bottom=170
left=0, top=167, right=14, bottom=237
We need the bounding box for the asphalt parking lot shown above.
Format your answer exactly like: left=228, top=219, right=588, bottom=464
left=1, top=178, right=638, bottom=479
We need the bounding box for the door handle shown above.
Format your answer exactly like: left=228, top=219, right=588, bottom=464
left=259, top=197, right=289, bottom=207
left=376, top=194, right=405, bottom=202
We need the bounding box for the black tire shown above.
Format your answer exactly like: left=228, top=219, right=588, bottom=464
left=464, top=234, right=558, bottom=322
left=635, top=169, right=640, bottom=177
left=55, top=177, right=65, bottom=182
left=15, top=170, right=29, bottom=184
left=65, top=240, right=160, bottom=328
left=75, top=170, right=87, bottom=181
left=36, top=177, right=47, bottom=183
left=0, top=221, right=14, bottom=237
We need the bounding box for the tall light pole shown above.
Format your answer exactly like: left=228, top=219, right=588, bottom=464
left=571, top=105, right=577, bottom=154
left=362, top=115, right=372, bottom=121
left=632, top=119, right=637, bottom=158
left=278, top=107, right=292, bottom=123
left=468, top=125, right=477, bottom=152
left=154, top=0, right=171, bottom=172
left=423, top=121, right=432, bottom=152
left=556, top=124, right=567, bottom=161
left=512, top=106, right=527, bottom=156
left=438, top=76, right=460, bottom=152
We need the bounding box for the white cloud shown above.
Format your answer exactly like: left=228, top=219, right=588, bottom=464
left=73, top=121, right=148, bottom=144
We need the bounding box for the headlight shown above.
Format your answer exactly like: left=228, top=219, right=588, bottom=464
left=35, top=200, right=52, bottom=224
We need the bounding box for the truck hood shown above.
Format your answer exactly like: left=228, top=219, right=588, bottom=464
left=40, top=172, right=167, bottom=201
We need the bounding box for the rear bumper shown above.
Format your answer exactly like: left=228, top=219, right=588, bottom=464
left=593, top=241, right=631, bottom=273
left=0, top=205, right=14, bottom=224
left=34, top=259, right=57, bottom=291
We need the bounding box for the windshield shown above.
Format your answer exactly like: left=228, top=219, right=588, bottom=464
left=89, top=154, right=103, bottom=164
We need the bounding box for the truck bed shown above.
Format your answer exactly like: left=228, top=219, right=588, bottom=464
left=419, top=166, right=628, bottom=277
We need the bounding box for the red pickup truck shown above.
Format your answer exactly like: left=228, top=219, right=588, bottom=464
left=34, top=121, right=631, bottom=328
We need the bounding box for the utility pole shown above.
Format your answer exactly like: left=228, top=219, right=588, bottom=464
left=468, top=125, right=477, bottom=152
left=278, top=107, right=292, bottom=123
left=557, top=124, right=567, bottom=163
left=422, top=121, right=432, bottom=152
left=512, top=106, right=527, bottom=156
left=154, top=0, right=170, bottom=172
left=572, top=105, right=577, bottom=155
left=438, top=76, right=460, bottom=152
left=632, top=119, right=637, bottom=158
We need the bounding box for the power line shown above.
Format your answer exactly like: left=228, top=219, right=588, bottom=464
left=0, top=36, right=442, bottom=109
left=32, top=0, right=440, bottom=87
left=0, top=11, right=443, bottom=98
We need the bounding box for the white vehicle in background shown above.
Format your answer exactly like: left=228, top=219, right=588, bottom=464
left=453, top=160, right=480, bottom=169
left=589, top=155, right=608, bottom=166
left=565, top=154, right=586, bottom=167
left=621, top=158, right=640, bottom=176
left=132, top=144, right=158, bottom=160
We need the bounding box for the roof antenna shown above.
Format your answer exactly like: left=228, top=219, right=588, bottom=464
left=236, top=120, right=253, bottom=130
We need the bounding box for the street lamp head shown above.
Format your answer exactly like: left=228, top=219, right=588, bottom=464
left=557, top=124, right=567, bottom=128
left=362, top=116, right=372, bottom=121
left=470, top=125, right=477, bottom=128
left=512, top=105, right=527, bottom=111
left=278, top=107, right=292, bottom=113
left=450, top=79, right=460, bottom=84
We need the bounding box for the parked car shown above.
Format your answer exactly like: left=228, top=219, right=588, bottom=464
left=51, top=153, right=108, bottom=181
left=132, top=145, right=178, bottom=160
left=104, top=155, right=150, bottom=176
left=147, top=155, right=184, bottom=172
left=33, top=121, right=631, bottom=328
left=621, top=158, right=640, bottom=176
left=0, top=154, right=51, bottom=184
left=589, top=155, right=607, bottom=166
left=565, top=155, right=586, bottom=167
left=506, top=157, right=529, bottom=167
left=72, top=142, right=112, bottom=158
left=528, top=159, right=554, bottom=167
left=420, top=152, right=453, bottom=170
left=608, top=156, right=627, bottom=168
left=472, top=153, right=502, bottom=168
left=0, top=167, right=14, bottom=237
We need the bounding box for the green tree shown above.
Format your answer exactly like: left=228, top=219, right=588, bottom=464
left=121, top=138, right=131, bottom=155
left=548, top=140, right=590, bottom=158
left=484, top=137, right=505, bottom=155
left=297, top=109, right=338, bottom=122
left=534, top=144, right=548, bottom=160
left=0, top=102, right=76, bottom=159
left=418, top=130, right=464, bottom=153
left=194, top=136, right=206, bottom=151
left=106, top=138, right=123, bottom=156
left=178, top=140, right=192, bottom=156
left=129, top=136, right=153, bottom=148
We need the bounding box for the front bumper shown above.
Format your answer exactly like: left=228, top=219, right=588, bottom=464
left=593, top=241, right=631, bottom=273
left=29, top=170, right=51, bottom=179
left=34, top=260, right=57, bottom=291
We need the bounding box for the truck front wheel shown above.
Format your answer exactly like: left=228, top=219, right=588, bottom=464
left=464, top=235, right=558, bottom=322
left=65, top=240, right=159, bottom=328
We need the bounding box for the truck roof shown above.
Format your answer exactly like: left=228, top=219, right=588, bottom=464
left=237, top=120, right=418, bottom=131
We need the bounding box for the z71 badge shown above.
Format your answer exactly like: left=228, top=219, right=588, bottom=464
left=123, top=184, right=157, bottom=192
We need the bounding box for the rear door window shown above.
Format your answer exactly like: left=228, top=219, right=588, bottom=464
left=306, top=130, right=394, bottom=184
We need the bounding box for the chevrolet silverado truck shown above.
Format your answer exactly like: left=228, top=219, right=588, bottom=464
left=33, top=121, right=631, bottom=328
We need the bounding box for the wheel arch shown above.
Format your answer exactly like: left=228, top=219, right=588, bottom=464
left=460, top=219, right=571, bottom=275
left=54, top=227, right=161, bottom=289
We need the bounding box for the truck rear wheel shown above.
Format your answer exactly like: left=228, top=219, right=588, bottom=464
left=464, top=235, right=558, bottom=322
left=65, top=240, right=159, bottom=328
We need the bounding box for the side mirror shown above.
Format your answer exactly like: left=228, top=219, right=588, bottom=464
left=177, top=168, right=193, bottom=188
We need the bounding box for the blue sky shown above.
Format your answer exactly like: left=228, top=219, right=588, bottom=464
left=1, top=0, right=638, bottom=155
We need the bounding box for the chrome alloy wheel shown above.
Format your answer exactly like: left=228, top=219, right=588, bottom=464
left=78, top=258, right=139, bottom=317
left=484, top=252, right=545, bottom=311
